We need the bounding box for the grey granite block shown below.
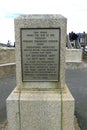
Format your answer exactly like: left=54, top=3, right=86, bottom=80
left=14, top=14, right=67, bottom=89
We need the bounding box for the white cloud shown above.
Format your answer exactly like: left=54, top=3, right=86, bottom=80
left=0, top=19, right=14, bottom=43
left=0, top=0, right=87, bottom=43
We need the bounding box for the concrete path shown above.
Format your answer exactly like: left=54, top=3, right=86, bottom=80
left=0, top=76, right=16, bottom=130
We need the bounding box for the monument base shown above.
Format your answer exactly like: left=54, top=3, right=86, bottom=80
left=6, top=85, right=75, bottom=130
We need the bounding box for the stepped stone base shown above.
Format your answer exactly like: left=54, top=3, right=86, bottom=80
left=6, top=85, right=75, bottom=130
left=1, top=117, right=81, bottom=130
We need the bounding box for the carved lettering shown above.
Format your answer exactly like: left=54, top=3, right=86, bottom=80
left=21, top=28, right=60, bottom=81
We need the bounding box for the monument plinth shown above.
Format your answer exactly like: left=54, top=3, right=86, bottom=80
left=6, top=15, right=75, bottom=130
left=15, top=15, right=66, bottom=89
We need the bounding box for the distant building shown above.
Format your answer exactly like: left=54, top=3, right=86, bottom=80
left=79, top=32, right=87, bottom=47
left=67, top=32, right=87, bottom=49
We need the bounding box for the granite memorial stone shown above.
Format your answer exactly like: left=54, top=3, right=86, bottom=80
left=15, top=14, right=66, bottom=89
left=6, top=14, right=75, bottom=130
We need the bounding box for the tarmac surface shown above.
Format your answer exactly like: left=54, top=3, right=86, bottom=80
left=0, top=62, right=87, bottom=130
left=65, top=64, right=87, bottom=130
left=0, top=76, right=16, bottom=130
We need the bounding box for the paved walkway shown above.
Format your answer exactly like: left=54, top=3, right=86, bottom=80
left=0, top=76, right=16, bottom=130
left=66, top=62, right=87, bottom=130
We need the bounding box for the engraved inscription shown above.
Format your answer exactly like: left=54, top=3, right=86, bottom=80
left=21, top=28, right=60, bottom=81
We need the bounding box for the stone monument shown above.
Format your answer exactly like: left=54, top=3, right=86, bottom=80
left=6, top=14, right=75, bottom=130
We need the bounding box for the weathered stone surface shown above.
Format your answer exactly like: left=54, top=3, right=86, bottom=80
left=66, top=48, right=82, bottom=62
left=20, top=90, right=61, bottom=130
left=0, top=47, right=16, bottom=77
left=6, top=88, right=20, bottom=130
left=6, top=14, right=75, bottom=130
left=0, top=63, right=16, bottom=77
left=62, top=85, right=75, bottom=130
left=0, top=47, right=15, bottom=64
left=14, top=14, right=67, bottom=89
left=66, top=48, right=83, bottom=69
left=66, top=62, right=83, bottom=69
left=6, top=85, right=75, bottom=130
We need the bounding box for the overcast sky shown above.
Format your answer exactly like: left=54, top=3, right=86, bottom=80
left=0, top=0, right=87, bottom=43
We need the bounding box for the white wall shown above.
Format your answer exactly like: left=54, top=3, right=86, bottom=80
left=66, top=48, right=82, bottom=62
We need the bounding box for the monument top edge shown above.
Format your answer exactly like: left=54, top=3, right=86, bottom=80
left=15, top=14, right=67, bottom=20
